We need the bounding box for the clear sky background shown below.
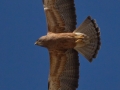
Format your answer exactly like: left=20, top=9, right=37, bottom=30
left=0, top=0, right=120, bottom=90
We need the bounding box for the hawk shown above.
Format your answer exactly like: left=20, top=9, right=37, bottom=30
left=35, top=0, right=101, bottom=90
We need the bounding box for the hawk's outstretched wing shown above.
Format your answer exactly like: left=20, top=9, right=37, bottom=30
left=42, top=0, right=76, bottom=33
left=42, top=0, right=79, bottom=90
left=48, top=49, right=79, bottom=90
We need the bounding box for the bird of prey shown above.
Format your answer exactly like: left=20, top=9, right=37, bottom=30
left=35, top=0, right=101, bottom=90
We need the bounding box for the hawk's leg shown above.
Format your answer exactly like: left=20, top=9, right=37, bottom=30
left=74, top=34, right=89, bottom=47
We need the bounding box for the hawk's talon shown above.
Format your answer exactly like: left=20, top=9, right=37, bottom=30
left=74, top=34, right=86, bottom=39
left=75, top=39, right=84, bottom=43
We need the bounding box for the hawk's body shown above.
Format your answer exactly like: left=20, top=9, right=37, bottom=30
left=35, top=0, right=101, bottom=90
left=38, top=33, right=76, bottom=50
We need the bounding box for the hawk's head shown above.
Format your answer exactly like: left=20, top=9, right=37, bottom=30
left=35, top=36, right=47, bottom=47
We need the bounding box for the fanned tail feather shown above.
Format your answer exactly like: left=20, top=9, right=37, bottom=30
left=73, top=16, right=101, bottom=62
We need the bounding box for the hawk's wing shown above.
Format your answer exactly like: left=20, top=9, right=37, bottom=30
left=42, top=0, right=79, bottom=90
left=42, top=0, right=76, bottom=33
left=48, top=49, right=79, bottom=90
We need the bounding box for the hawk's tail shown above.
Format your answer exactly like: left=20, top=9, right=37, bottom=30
left=73, top=16, right=101, bottom=62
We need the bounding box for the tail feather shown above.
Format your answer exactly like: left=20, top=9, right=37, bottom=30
left=74, top=16, right=101, bottom=62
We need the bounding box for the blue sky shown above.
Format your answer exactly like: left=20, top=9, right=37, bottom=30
left=0, top=0, right=120, bottom=90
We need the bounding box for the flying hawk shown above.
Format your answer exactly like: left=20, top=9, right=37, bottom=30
left=35, top=0, right=101, bottom=90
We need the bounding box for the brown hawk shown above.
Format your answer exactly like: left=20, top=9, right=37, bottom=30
left=35, top=0, right=101, bottom=90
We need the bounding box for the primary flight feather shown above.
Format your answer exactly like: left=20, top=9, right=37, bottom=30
left=35, top=0, right=101, bottom=90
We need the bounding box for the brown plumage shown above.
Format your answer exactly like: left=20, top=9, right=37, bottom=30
left=35, top=0, right=101, bottom=90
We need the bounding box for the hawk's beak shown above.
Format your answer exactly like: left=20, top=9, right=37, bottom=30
left=34, top=42, right=38, bottom=45
left=34, top=41, right=44, bottom=47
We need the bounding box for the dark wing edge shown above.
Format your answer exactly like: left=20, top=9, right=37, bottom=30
left=43, top=0, right=77, bottom=33
left=48, top=49, right=79, bottom=90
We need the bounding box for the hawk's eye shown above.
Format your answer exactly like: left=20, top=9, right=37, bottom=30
left=38, top=39, right=43, bottom=43
left=36, top=39, right=39, bottom=42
